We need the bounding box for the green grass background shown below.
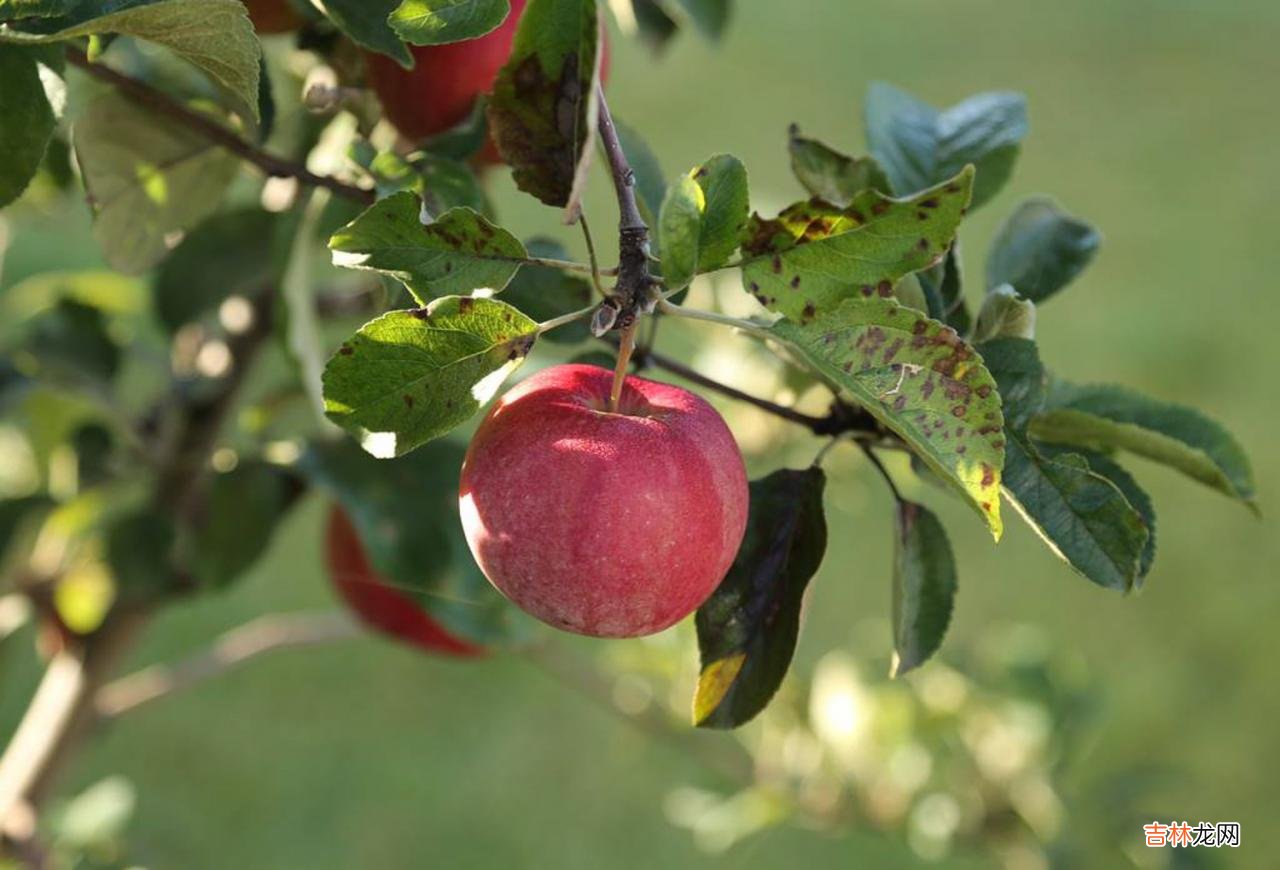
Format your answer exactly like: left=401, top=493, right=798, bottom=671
left=3, top=0, right=1279, bottom=866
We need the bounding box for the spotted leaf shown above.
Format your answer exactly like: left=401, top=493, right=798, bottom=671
left=694, top=467, right=827, bottom=729
left=771, top=296, right=1004, bottom=539
left=787, top=124, right=890, bottom=206
left=329, top=193, right=526, bottom=304
left=740, top=166, right=973, bottom=322
left=322, top=297, right=537, bottom=458
left=487, top=0, right=601, bottom=220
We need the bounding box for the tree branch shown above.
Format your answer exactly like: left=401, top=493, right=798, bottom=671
left=64, top=48, right=374, bottom=206
left=591, top=85, right=654, bottom=335
left=95, top=612, right=363, bottom=720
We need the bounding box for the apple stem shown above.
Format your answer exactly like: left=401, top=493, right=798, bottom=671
left=609, top=322, right=639, bottom=413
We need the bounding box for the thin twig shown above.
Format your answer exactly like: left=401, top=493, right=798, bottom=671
left=95, top=612, right=363, bottom=719
left=592, top=85, right=653, bottom=334
left=65, top=48, right=374, bottom=205
left=858, top=442, right=904, bottom=503
left=578, top=213, right=610, bottom=298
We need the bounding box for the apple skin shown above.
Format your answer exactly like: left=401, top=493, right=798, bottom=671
left=242, top=0, right=301, bottom=35
left=363, top=0, right=609, bottom=164
left=459, top=364, right=749, bottom=638
left=326, top=505, right=485, bottom=657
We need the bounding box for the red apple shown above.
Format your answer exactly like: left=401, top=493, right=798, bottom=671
left=325, top=505, right=485, bottom=656
left=459, top=364, right=749, bottom=638
left=363, top=0, right=609, bottom=164
left=242, top=0, right=301, bottom=35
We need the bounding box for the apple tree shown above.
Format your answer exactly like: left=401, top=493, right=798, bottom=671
left=0, top=0, right=1256, bottom=863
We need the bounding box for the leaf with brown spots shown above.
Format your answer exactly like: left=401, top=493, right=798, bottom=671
left=771, top=296, right=1004, bottom=539
left=486, top=0, right=601, bottom=221
left=322, top=296, right=537, bottom=458
left=329, top=193, right=527, bottom=304
left=787, top=124, right=891, bottom=206
left=740, top=166, right=973, bottom=322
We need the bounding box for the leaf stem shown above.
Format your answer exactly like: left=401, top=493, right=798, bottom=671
left=656, top=299, right=774, bottom=340
left=519, top=254, right=615, bottom=277
left=609, top=322, right=639, bottom=412
left=812, top=436, right=843, bottom=467
left=859, top=442, right=905, bottom=503
left=536, top=303, right=597, bottom=335
left=578, top=213, right=610, bottom=298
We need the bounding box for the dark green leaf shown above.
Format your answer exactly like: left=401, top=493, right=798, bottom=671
left=787, top=124, right=890, bottom=206
left=668, top=0, right=728, bottom=39
left=741, top=167, right=972, bottom=321
left=105, top=506, right=177, bottom=603
left=73, top=91, right=240, bottom=273
left=891, top=501, right=956, bottom=677
left=3, top=0, right=262, bottom=122
left=487, top=0, right=600, bottom=217
left=0, top=44, right=57, bottom=208
left=390, top=0, right=511, bottom=45
left=864, top=82, right=1027, bottom=210
left=1046, top=446, right=1157, bottom=581
left=24, top=299, right=120, bottom=383
left=980, top=338, right=1148, bottom=590
left=502, top=237, right=591, bottom=343
left=153, top=209, right=278, bottom=332
left=986, top=197, right=1100, bottom=302
left=322, top=296, right=537, bottom=457
left=771, top=297, right=1005, bottom=538
left=917, top=243, right=970, bottom=334
left=187, top=461, right=301, bottom=589
left=417, top=98, right=490, bottom=162
left=316, top=0, right=413, bottom=66
left=1029, top=383, right=1256, bottom=506
left=694, top=467, right=826, bottom=729
left=329, top=194, right=526, bottom=304
left=624, top=0, right=677, bottom=50
left=658, top=153, right=748, bottom=292
left=1003, top=433, right=1148, bottom=592
left=300, top=437, right=528, bottom=644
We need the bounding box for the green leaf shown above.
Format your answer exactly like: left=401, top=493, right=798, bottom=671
left=72, top=91, right=240, bottom=274
left=23, top=299, right=120, bottom=383
left=105, top=505, right=177, bottom=604
left=1029, top=383, right=1256, bottom=506
left=322, top=296, right=537, bottom=458
left=667, top=0, right=728, bottom=39
left=0, top=44, right=57, bottom=208
left=1046, top=446, right=1157, bottom=581
left=917, top=243, right=970, bottom=334
left=502, top=237, right=592, bottom=344
left=694, top=467, right=826, bottom=729
left=864, top=82, right=1027, bottom=210
left=329, top=193, right=526, bottom=304
left=390, top=0, right=511, bottom=45
left=891, top=501, right=956, bottom=677
left=487, top=0, right=600, bottom=218
left=611, top=117, right=666, bottom=228
left=787, top=124, right=890, bottom=206
left=188, top=461, right=300, bottom=589
left=972, top=285, right=1036, bottom=343
left=980, top=338, right=1148, bottom=591
left=300, top=437, right=529, bottom=645
left=740, top=166, right=973, bottom=322
left=4, top=0, right=262, bottom=122
left=623, top=0, right=677, bottom=50
left=1003, top=434, right=1148, bottom=592
left=153, top=208, right=278, bottom=332
left=315, top=0, right=413, bottom=67
left=986, top=197, right=1100, bottom=302
left=771, top=296, right=1004, bottom=538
